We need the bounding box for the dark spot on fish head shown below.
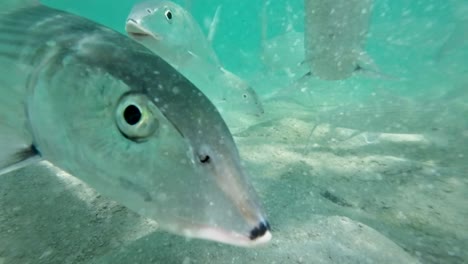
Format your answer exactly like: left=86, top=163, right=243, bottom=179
left=199, top=154, right=211, bottom=164
left=197, top=145, right=213, bottom=165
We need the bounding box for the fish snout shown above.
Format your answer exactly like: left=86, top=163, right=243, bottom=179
left=126, top=18, right=138, bottom=24
left=249, top=220, right=271, bottom=241
left=125, top=18, right=157, bottom=40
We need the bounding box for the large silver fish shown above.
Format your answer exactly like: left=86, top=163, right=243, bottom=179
left=125, top=0, right=264, bottom=118
left=304, top=0, right=375, bottom=80
left=0, top=0, right=271, bottom=247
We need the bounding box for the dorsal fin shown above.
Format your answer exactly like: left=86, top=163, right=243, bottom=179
left=184, top=0, right=192, bottom=12
left=260, top=0, right=270, bottom=64
left=284, top=2, right=295, bottom=33
left=207, top=5, right=222, bottom=45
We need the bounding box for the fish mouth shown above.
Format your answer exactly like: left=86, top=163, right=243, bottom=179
left=125, top=19, right=160, bottom=40
left=172, top=220, right=272, bottom=247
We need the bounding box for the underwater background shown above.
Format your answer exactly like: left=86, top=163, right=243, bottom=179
left=1, top=0, right=467, bottom=263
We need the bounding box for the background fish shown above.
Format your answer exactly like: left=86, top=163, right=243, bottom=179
left=127, top=0, right=219, bottom=66
left=0, top=0, right=271, bottom=247
left=303, top=0, right=376, bottom=80
left=435, top=0, right=468, bottom=61
left=260, top=0, right=308, bottom=81
left=125, top=0, right=264, bottom=120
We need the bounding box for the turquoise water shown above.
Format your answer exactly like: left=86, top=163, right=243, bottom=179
left=1, top=0, right=467, bottom=263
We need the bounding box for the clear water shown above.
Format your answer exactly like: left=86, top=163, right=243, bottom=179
left=1, top=0, right=467, bottom=263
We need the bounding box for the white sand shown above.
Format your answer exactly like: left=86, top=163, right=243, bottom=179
left=1, top=91, right=466, bottom=263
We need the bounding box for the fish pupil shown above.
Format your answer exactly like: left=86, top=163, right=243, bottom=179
left=165, top=10, right=172, bottom=20
left=123, top=104, right=142, bottom=125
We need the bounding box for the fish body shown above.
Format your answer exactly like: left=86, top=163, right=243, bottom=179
left=0, top=1, right=270, bottom=247
left=304, top=0, right=374, bottom=80
left=436, top=1, right=468, bottom=61
left=261, top=30, right=307, bottom=78
left=126, top=0, right=264, bottom=117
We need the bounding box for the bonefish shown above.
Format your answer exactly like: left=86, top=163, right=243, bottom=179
left=303, top=0, right=376, bottom=80
left=0, top=0, right=271, bottom=247
left=125, top=0, right=264, bottom=117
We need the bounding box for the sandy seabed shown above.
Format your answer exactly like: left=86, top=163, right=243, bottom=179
left=1, top=1, right=468, bottom=263
left=1, top=74, right=467, bottom=263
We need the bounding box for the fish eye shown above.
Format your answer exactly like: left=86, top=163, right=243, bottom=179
left=242, top=94, right=248, bottom=99
left=165, top=9, right=173, bottom=21
left=146, top=8, right=152, bottom=14
left=116, top=93, right=159, bottom=142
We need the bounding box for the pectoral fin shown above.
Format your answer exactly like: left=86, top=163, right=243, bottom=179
left=355, top=52, right=404, bottom=81
left=0, top=144, right=41, bottom=175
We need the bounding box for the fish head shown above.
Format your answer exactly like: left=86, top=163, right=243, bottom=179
left=217, top=68, right=265, bottom=117
left=29, top=34, right=271, bottom=247
left=109, top=89, right=270, bottom=246
left=125, top=0, right=192, bottom=51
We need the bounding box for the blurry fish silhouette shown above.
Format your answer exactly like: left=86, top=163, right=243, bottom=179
left=260, top=0, right=307, bottom=79
left=0, top=0, right=271, bottom=247
left=436, top=21, right=468, bottom=61
left=303, top=0, right=379, bottom=80
left=125, top=0, right=264, bottom=118
left=435, top=0, right=468, bottom=61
